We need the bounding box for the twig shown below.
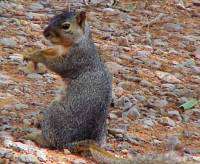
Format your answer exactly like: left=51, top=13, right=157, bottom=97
left=143, top=13, right=165, bottom=27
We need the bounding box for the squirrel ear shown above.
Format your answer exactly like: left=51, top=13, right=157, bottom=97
left=76, top=11, right=86, bottom=27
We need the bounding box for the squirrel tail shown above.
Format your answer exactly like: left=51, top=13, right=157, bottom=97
left=66, top=140, right=131, bottom=164
left=89, top=144, right=132, bottom=164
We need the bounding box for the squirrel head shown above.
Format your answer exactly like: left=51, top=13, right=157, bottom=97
left=43, top=11, right=86, bottom=46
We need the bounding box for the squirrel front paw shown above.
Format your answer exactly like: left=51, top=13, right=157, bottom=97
left=23, top=48, right=44, bottom=63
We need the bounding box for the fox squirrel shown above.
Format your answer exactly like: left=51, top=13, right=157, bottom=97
left=23, top=11, right=194, bottom=164
left=24, top=9, right=112, bottom=157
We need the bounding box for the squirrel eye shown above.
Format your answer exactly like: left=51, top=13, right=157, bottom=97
left=62, top=23, right=70, bottom=30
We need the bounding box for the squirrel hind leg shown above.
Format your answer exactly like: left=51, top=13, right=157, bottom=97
left=23, top=131, right=49, bottom=148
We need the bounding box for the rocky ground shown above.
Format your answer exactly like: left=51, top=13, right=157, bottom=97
left=0, top=0, right=200, bottom=163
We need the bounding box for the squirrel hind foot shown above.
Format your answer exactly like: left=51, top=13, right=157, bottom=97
left=23, top=131, right=49, bottom=147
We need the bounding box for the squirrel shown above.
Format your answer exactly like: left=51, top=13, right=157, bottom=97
left=23, top=11, right=195, bottom=164
left=23, top=9, right=112, bottom=157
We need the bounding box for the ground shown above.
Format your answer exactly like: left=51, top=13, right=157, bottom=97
left=0, top=0, right=200, bottom=163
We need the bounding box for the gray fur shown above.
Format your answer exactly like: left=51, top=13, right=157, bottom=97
left=40, top=14, right=112, bottom=149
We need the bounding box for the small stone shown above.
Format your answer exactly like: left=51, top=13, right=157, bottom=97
left=36, top=150, right=47, bottom=162
left=0, top=73, right=13, bottom=87
left=15, top=103, right=28, bottom=110
left=166, top=135, right=181, bottom=150
left=63, top=149, right=71, bottom=155
left=161, top=83, right=176, bottom=91
left=124, top=134, right=143, bottom=145
left=23, top=119, right=32, bottom=126
left=18, top=154, right=39, bottom=164
left=140, top=80, right=153, bottom=87
left=30, top=2, right=44, bottom=11
left=192, top=108, right=200, bottom=117
left=27, top=73, right=43, bottom=79
left=155, top=71, right=181, bottom=83
left=102, top=8, right=119, bottom=16
left=152, top=139, right=162, bottom=145
left=122, top=106, right=140, bottom=119
left=8, top=54, right=23, bottom=64
left=0, top=38, right=17, bottom=48
left=153, top=39, right=168, bottom=47
left=193, top=47, right=200, bottom=59
left=3, top=140, right=14, bottom=148
left=118, top=37, right=129, bottom=47
left=72, top=159, right=87, bottom=164
left=193, top=0, right=200, bottom=6
left=26, top=12, right=46, bottom=20
left=0, top=148, right=14, bottom=159
left=134, top=51, right=151, bottom=58
left=109, top=113, right=118, bottom=119
left=30, top=23, right=41, bottom=31
left=106, top=62, right=129, bottom=74
left=159, top=117, right=176, bottom=127
left=133, top=94, right=146, bottom=102
left=147, top=97, right=168, bottom=108
left=0, top=131, right=13, bottom=141
left=191, top=66, right=200, bottom=75
left=118, top=81, right=132, bottom=90
left=116, top=96, right=133, bottom=111
left=163, top=23, right=183, bottom=32
left=140, top=118, right=155, bottom=128
left=168, top=110, right=182, bottom=121
left=108, top=128, right=126, bottom=136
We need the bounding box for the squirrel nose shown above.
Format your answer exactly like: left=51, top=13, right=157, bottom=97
left=43, top=30, right=51, bottom=38
left=43, top=26, right=54, bottom=38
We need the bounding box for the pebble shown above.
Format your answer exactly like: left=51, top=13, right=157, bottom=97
left=26, top=12, right=46, bottom=20
left=168, top=110, right=182, bottom=121
left=30, top=2, right=44, bottom=11
left=4, top=140, right=37, bottom=154
left=0, top=148, right=14, bottom=159
left=124, top=134, right=143, bottom=145
left=161, top=83, right=176, bottom=91
left=140, top=118, right=155, bottom=128
left=0, top=38, right=17, bottom=48
left=140, top=80, right=153, bottom=87
left=118, top=36, right=129, bottom=47
left=135, top=50, right=151, bottom=58
left=8, top=54, right=23, bottom=64
left=147, top=97, right=168, bottom=108
left=193, top=47, right=200, bottom=59
left=72, top=159, right=87, bottom=164
left=155, top=71, right=181, bottom=83
left=23, top=119, right=32, bottom=126
left=108, top=128, right=127, bottom=136
left=27, top=73, right=43, bottom=79
left=15, top=103, right=28, bottom=110
left=163, top=23, right=183, bottom=32
left=36, top=150, right=47, bottom=162
left=106, top=62, right=129, bottom=74
left=153, top=39, right=168, bottom=47
left=0, top=131, right=13, bottom=141
left=18, top=154, right=39, bottom=164
left=115, top=96, right=133, bottom=111
left=102, top=8, right=119, bottom=16
left=122, top=106, right=140, bottom=119
left=116, top=142, right=131, bottom=152
left=0, top=73, right=13, bottom=87
left=193, top=0, right=200, bottom=6
left=166, top=135, right=181, bottom=150
left=159, top=117, right=176, bottom=127
left=30, top=23, right=41, bottom=31
left=118, top=81, right=132, bottom=90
